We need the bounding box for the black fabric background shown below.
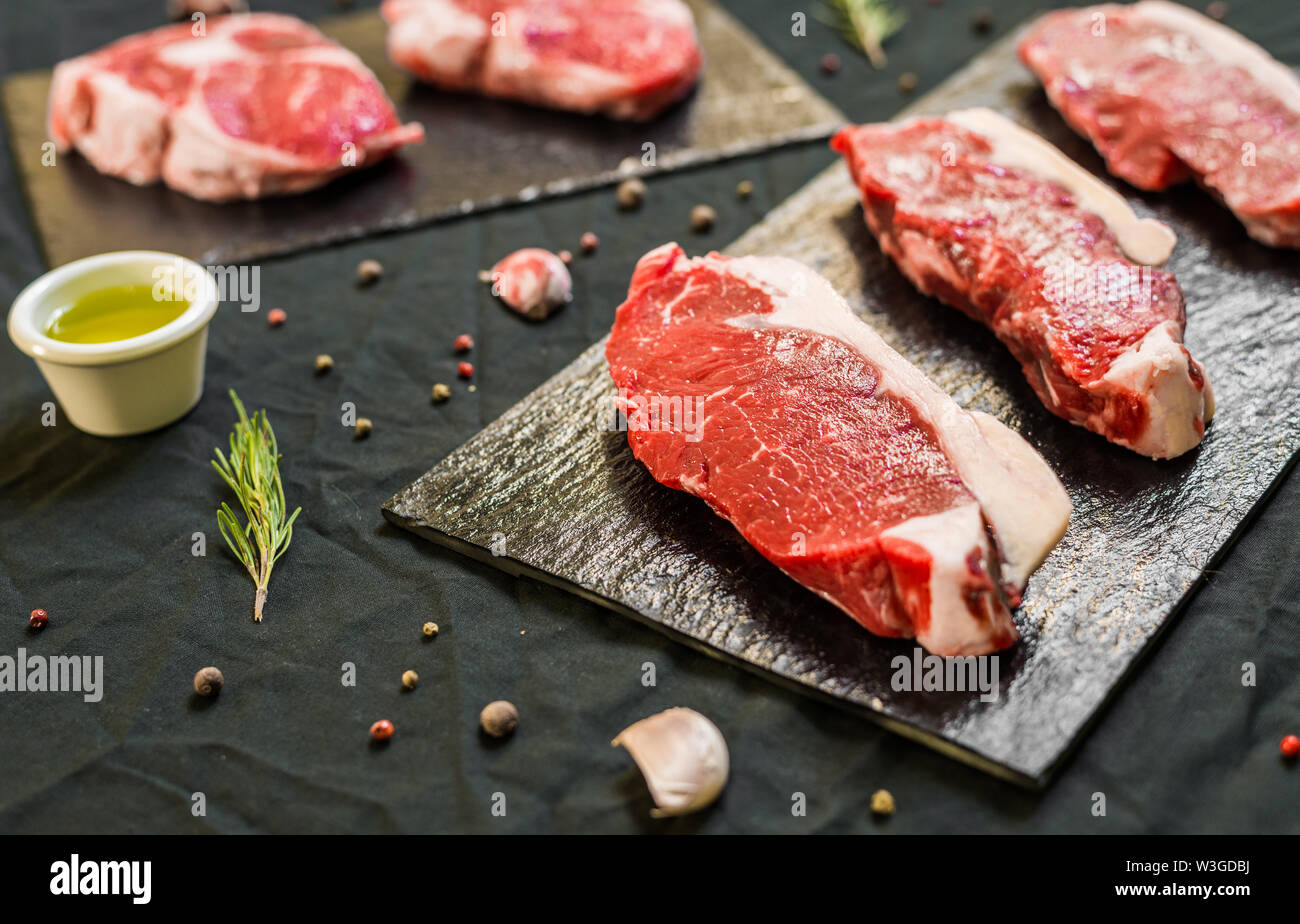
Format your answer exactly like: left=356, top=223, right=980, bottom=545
left=0, top=0, right=1296, bottom=833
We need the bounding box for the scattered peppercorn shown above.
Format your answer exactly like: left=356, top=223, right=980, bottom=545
left=458, top=361, right=474, bottom=379
left=423, top=621, right=439, bottom=637
left=354, top=417, right=373, bottom=440
left=370, top=719, right=395, bottom=741
left=401, top=669, right=419, bottom=690
left=267, top=308, right=287, bottom=327
left=453, top=333, right=474, bottom=352
left=690, top=204, right=717, bottom=233
left=557, top=249, right=574, bottom=265
left=314, top=353, right=334, bottom=375
left=870, top=789, right=896, bottom=815
left=480, top=700, right=518, bottom=738
left=356, top=258, right=383, bottom=286
left=193, top=666, right=224, bottom=697
left=28, top=608, right=48, bottom=629
left=616, top=177, right=646, bottom=210
left=736, top=180, right=754, bottom=199
left=972, top=8, right=994, bottom=33
left=820, top=52, right=841, bottom=75
left=431, top=383, right=452, bottom=403
left=580, top=231, right=599, bottom=254
left=1282, top=735, right=1300, bottom=759
left=1206, top=2, right=1228, bottom=21
left=897, top=72, right=918, bottom=94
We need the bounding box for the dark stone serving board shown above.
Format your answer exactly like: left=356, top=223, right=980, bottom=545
left=1, top=0, right=841, bottom=268
left=383, top=28, right=1300, bottom=785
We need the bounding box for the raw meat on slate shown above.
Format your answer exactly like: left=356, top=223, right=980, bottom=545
left=1019, top=1, right=1300, bottom=249
left=381, top=0, right=702, bottom=121
left=605, top=243, right=1071, bottom=657
left=47, top=13, right=424, bottom=201
left=832, top=108, right=1214, bottom=459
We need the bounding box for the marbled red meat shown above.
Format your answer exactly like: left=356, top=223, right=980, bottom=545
left=605, top=243, right=1071, bottom=656
left=1019, top=1, right=1300, bottom=248
left=380, top=0, right=701, bottom=120
left=47, top=13, right=423, bottom=201
left=832, top=110, right=1214, bottom=459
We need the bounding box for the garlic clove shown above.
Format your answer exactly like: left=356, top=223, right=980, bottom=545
left=612, top=707, right=729, bottom=818
left=488, top=248, right=572, bottom=320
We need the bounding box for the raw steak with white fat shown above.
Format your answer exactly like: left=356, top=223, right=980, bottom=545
left=1019, top=1, right=1300, bottom=248
left=381, top=0, right=702, bottom=120
left=48, top=13, right=424, bottom=201
left=605, top=243, right=1071, bottom=656
left=832, top=109, right=1214, bottom=459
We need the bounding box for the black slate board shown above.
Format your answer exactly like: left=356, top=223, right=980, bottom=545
left=1, top=0, right=842, bottom=267
left=383, top=28, right=1300, bottom=785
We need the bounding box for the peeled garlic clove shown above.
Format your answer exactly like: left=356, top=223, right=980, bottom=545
left=612, top=707, right=728, bottom=818
left=489, top=248, right=572, bottom=320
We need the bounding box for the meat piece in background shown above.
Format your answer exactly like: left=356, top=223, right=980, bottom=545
left=381, top=0, right=703, bottom=121
left=47, top=13, right=424, bottom=201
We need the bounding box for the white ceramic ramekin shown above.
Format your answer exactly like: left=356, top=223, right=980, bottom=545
left=8, top=251, right=220, bottom=436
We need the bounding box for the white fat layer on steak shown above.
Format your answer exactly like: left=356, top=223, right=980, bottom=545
left=720, top=253, right=1072, bottom=594
left=1136, top=1, right=1300, bottom=114
left=945, top=108, right=1177, bottom=266
left=1094, top=320, right=1214, bottom=459
left=880, top=503, right=1013, bottom=656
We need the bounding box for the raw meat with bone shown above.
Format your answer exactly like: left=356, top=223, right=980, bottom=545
left=47, top=13, right=424, bottom=201
left=1019, top=1, right=1300, bottom=248
left=605, top=243, right=1071, bottom=656
left=832, top=108, right=1214, bottom=459
left=380, top=0, right=702, bottom=121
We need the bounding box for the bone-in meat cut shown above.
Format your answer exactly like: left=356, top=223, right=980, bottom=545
left=1019, top=1, right=1300, bottom=248
left=47, top=13, right=424, bottom=201
left=380, top=0, right=702, bottom=121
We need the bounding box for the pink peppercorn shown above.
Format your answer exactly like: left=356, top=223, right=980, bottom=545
left=1282, top=735, right=1300, bottom=759
left=29, top=609, right=48, bottom=629
left=453, top=334, right=474, bottom=352
left=458, top=361, right=474, bottom=379
left=267, top=308, right=287, bottom=327
left=370, top=719, right=394, bottom=741
left=580, top=232, right=599, bottom=254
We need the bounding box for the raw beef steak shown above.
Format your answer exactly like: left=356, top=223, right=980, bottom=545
left=832, top=108, right=1214, bottom=459
left=380, top=0, right=702, bottom=121
left=1019, top=1, right=1300, bottom=248
left=605, top=243, right=1071, bottom=656
left=47, top=13, right=424, bottom=202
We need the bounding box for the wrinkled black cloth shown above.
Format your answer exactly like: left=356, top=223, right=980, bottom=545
left=0, top=0, right=1296, bottom=833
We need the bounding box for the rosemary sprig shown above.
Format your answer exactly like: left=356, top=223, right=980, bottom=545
left=211, top=390, right=301, bottom=623
left=821, top=0, right=907, bottom=69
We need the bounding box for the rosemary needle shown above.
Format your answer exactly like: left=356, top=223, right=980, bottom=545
left=821, top=0, right=907, bottom=70
left=212, top=390, right=301, bottom=623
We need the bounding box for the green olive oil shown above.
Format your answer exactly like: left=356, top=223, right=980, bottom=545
left=44, top=284, right=190, bottom=344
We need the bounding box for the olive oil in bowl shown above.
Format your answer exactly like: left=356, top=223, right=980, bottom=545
left=44, top=284, right=190, bottom=344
